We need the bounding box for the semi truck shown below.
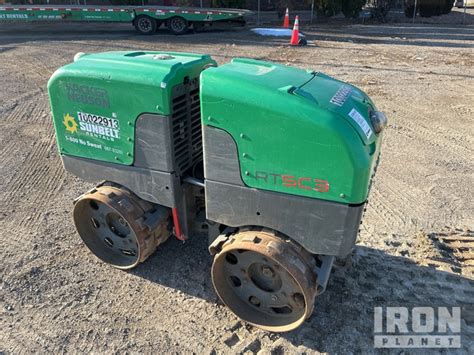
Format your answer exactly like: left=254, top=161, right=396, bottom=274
left=48, top=51, right=387, bottom=332
left=0, top=4, right=249, bottom=34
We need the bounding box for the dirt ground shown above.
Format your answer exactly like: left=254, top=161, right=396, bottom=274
left=0, top=13, right=473, bottom=354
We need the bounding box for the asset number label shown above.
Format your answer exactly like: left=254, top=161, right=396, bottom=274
left=348, top=108, right=373, bottom=139
left=77, top=111, right=119, bottom=129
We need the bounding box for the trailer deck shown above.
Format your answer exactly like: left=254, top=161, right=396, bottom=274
left=0, top=5, right=250, bottom=34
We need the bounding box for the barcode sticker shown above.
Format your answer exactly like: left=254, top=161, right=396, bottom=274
left=348, top=108, right=373, bottom=139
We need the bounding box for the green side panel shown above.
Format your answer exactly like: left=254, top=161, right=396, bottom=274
left=201, top=58, right=383, bottom=204
left=48, top=51, right=215, bottom=165
left=0, top=8, right=134, bottom=22
left=136, top=7, right=249, bottom=21
left=0, top=6, right=248, bottom=22
left=79, top=9, right=134, bottom=22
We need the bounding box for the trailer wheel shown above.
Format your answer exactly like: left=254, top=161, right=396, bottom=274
left=134, top=15, right=157, bottom=35
left=167, top=16, right=189, bottom=35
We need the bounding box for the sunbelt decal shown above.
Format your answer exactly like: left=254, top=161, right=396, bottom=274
left=62, top=112, right=120, bottom=141
left=63, top=113, right=79, bottom=134
left=62, top=112, right=124, bottom=155
left=0, top=14, right=28, bottom=19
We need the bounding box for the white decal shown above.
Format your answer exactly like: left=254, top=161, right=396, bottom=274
left=330, top=85, right=351, bottom=106
left=349, top=108, right=373, bottom=139
left=0, top=13, right=28, bottom=19
left=77, top=111, right=120, bottom=140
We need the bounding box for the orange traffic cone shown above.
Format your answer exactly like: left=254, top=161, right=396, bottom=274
left=290, top=15, right=300, bottom=46
left=283, top=8, right=290, bottom=28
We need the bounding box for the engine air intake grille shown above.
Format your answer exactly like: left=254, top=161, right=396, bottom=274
left=171, top=78, right=202, bottom=175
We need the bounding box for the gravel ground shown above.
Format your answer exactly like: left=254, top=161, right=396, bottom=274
left=0, top=14, right=473, bottom=354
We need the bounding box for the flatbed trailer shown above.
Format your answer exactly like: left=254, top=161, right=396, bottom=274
left=0, top=4, right=250, bottom=35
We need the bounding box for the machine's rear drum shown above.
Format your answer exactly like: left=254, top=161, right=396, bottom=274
left=73, top=184, right=170, bottom=269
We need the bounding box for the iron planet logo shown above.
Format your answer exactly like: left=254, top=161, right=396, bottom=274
left=374, top=306, right=461, bottom=348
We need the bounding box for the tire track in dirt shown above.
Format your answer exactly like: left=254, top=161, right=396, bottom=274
left=3, top=129, right=55, bottom=203
left=367, top=169, right=433, bottom=230
left=450, top=103, right=473, bottom=118
left=11, top=134, right=64, bottom=229
left=0, top=88, right=43, bottom=113
left=1, top=52, right=52, bottom=85
left=394, top=105, right=473, bottom=161
left=426, top=231, right=474, bottom=279
left=363, top=98, right=473, bottom=234
left=0, top=99, right=52, bottom=183
left=381, top=228, right=474, bottom=279
left=379, top=171, right=427, bottom=213
left=20, top=164, right=67, bottom=229
left=0, top=140, right=18, bottom=165
left=3, top=100, right=37, bottom=123
left=365, top=187, right=408, bottom=232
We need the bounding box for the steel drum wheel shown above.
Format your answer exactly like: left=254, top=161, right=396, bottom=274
left=73, top=184, right=168, bottom=269
left=211, top=230, right=318, bottom=332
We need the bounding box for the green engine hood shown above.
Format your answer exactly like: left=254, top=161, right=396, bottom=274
left=48, top=51, right=215, bottom=165
left=201, top=58, right=384, bottom=204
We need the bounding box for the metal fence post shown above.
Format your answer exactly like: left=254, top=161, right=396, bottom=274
left=257, top=0, right=260, bottom=25
left=412, top=0, right=417, bottom=23
left=463, top=0, right=467, bottom=25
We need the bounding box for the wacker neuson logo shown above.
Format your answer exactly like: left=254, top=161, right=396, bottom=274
left=374, top=307, right=461, bottom=348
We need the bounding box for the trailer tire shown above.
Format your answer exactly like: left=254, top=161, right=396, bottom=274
left=167, top=16, right=189, bottom=35
left=134, top=15, right=157, bottom=35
